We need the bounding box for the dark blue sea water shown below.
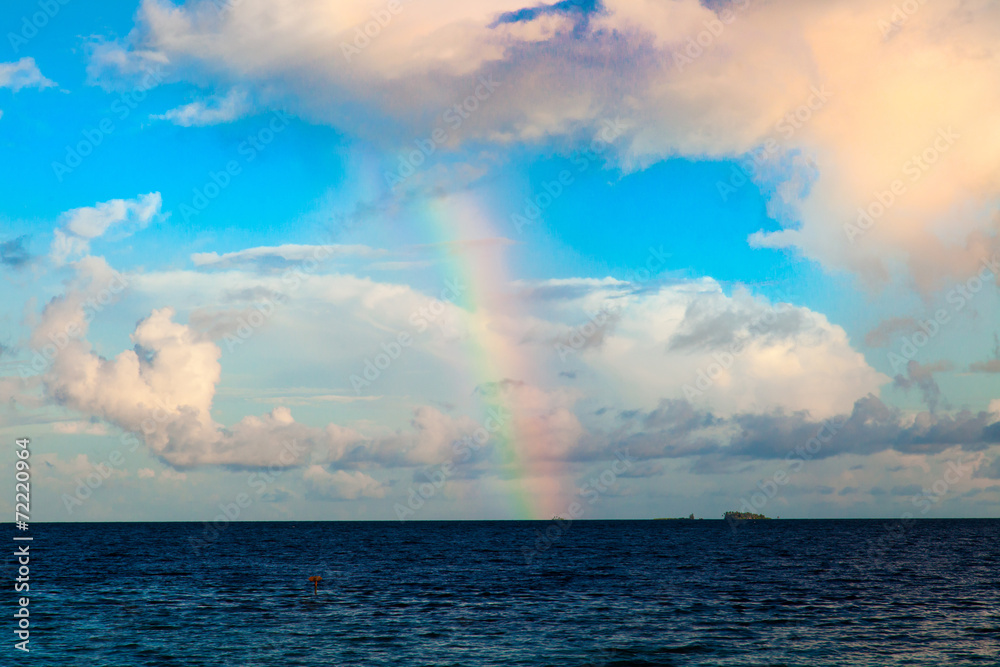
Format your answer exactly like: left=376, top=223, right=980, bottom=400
left=9, top=520, right=1000, bottom=665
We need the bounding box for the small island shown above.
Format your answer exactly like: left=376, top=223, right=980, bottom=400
left=655, top=513, right=697, bottom=520
left=723, top=511, right=771, bottom=521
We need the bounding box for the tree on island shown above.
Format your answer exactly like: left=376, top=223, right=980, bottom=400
left=723, top=511, right=771, bottom=520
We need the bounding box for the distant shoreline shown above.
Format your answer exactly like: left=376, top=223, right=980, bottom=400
left=9, top=517, right=1000, bottom=524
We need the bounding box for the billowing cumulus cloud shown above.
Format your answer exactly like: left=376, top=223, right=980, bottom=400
left=30, top=260, right=365, bottom=468
left=18, top=242, right=1000, bottom=525
left=518, top=277, right=888, bottom=419
left=26, top=250, right=892, bottom=474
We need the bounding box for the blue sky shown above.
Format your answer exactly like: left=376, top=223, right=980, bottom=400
left=2, top=0, right=1000, bottom=522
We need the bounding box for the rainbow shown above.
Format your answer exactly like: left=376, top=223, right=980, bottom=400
left=415, top=194, right=560, bottom=520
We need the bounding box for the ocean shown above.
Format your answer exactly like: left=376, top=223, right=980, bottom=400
left=12, top=519, right=1000, bottom=665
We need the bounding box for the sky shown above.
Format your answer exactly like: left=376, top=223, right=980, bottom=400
left=1, top=0, right=1000, bottom=522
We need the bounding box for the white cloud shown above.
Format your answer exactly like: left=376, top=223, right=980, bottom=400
left=27, top=256, right=374, bottom=469
left=29, top=255, right=128, bottom=351
left=138, top=468, right=156, bottom=478
left=64, top=193, right=162, bottom=239
left=36, top=301, right=336, bottom=468
left=50, top=193, right=163, bottom=264
left=50, top=230, right=91, bottom=266
left=506, top=277, right=889, bottom=419
left=135, top=256, right=887, bottom=422
left=0, top=57, right=56, bottom=91
left=152, top=88, right=251, bottom=126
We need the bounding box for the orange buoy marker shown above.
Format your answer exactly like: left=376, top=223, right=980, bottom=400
left=309, top=575, right=322, bottom=595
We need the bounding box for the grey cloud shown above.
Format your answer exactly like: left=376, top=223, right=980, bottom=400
left=968, top=334, right=1000, bottom=373
left=260, top=490, right=292, bottom=502
left=548, top=307, right=621, bottom=352
left=615, top=460, right=664, bottom=478
left=187, top=305, right=284, bottom=341
left=970, top=359, right=1000, bottom=373
left=475, top=379, right=526, bottom=397
left=893, top=360, right=953, bottom=413
left=191, top=244, right=383, bottom=271
left=223, top=286, right=285, bottom=303
left=0, top=236, right=32, bottom=269
left=688, top=455, right=755, bottom=475
left=667, top=300, right=808, bottom=353
left=973, top=457, right=1000, bottom=480
left=610, top=394, right=1000, bottom=471
left=641, top=399, right=721, bottom=434
left=514, top=282, right=622, bottom=303
left=864, top=317, right=917, bottom=348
